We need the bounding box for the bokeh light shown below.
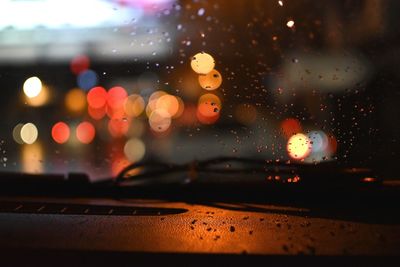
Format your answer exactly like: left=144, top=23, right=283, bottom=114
left=287, top=133, right=312, bottom=160
left=12, top=123, right=24, bottom=144
left=190, top=52, right=215, bottom=74
left=149, top=109, right=172, bottom=132
left=196, top=93, right=221, bottom=124
left=124, top=94, right=145, bottom=118
left=308, top=131, right=328, bottom=153
left=146, top=90, right=167, bottom=117
left=107, top=86, right=128, bottom=109
left=124, top=138, right=146, bottom=162
left=65, top=88, right=86, bottom=113
left=76, top=121, right=95, bottom=144
left=281, top=118, right=302, bottom=139
left=198, top=69, right=222, bottom=90
left=20, top=123, right=38, bottom=144
left=77, top=69, right=98, bottom=91
left=70, top=55, right=90, bottom=75
left=88, top=106, right=106, bottom=120
left=108, top=118, right=130, bottom=138
left=87, top=86, right=107, bottom=109
left=51, top=122, right=70, bottom=144
left=23, top=76, right=42, bottom=98
left=156, top=94, right=180, bottom=117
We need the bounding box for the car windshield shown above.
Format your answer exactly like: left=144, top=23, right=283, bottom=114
left=0, top=0, right=398, bottom=181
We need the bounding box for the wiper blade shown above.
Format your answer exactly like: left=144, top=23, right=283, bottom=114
left=115, top=156, right=379, bottom=188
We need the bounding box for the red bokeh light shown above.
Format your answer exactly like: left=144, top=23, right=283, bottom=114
left=196, top=102, right=220, bottom=124
left=108, top=118, right=130, bottom=138
left=88, top=106, right=106, bottom=120
left=76, top=121, right=95, bottom=144
left=87, top=87, right=107, bottom=109
left=70, top=55, right=90, bottom=75
left=107, top=86, right=128, bottom=110
left=281, top=118, right=302, bottom=139
left=51, top=122, right=70, bottom=144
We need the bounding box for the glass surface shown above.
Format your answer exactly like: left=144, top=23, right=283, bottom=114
left=0, top=0, right=399, bottom=180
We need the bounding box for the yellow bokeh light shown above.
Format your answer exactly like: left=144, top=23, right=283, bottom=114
left=156, top=94, right=180, bottom=117
left=146, top=91, right=167, bottom=117
left=124, top=138, right=146, bottom=162
left=149, top=109, right=172, bottom=132
left=198, top=69, right=222, bottom=90
left=287, top=133, right=311, bottom=160
left=20, top=123, right=38, bottom=145
left=65, top=88, right=86, bottom=113
left=23, top=76, right=42, bottom=98
left=124, top=94, right=145, bottom=117
left=190, top=52, right=215, bottom=75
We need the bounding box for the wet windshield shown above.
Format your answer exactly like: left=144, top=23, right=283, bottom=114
left=0, top=0, right=398, bottom=180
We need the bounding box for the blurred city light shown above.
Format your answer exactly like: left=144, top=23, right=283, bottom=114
left=20, top=123, right=38, bottom=144
left=149, top=109, right=172, bottom=132
left=156, top=94, right=180, bottom=117
left=22, top=142, right=43, bottom=173
left=23, top=77, right=42, bottom=98
left=124, top=138, right=146, bottom=162
left=51, top=122, right=70, bottom=144
left=287, top=133, right=311, bottom=160
left=77, top=69, right=98, bottom=91
left=76, top=121, right=95, bottom=144
left=198, top=69, right=222, bottom=90
left=12, top=123, right=24, bottom=144
left=65, top=88, right=86, bottom=113
left=25, top=85, right=49, bottom=107
left=281, top=118, right=302, bottom=139
left=87, top=86, right=107, bottom=109
left=191, top=52, right=215, bottom=75
left=70, top=55, right=90, bottom=75
left=124, top=94, right=145, bottom=118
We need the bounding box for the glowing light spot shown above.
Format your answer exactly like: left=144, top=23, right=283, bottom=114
left=88, top=106, right=106, bottom=120
left=124, top=94, right=145, bottom=118
left=198, top=69, right=222, bottom=91
left=308, top=131, right=328, bottom=153
left=149, top=109, right=171, bottom=132
left=70, top=55, right=90, bottom=75
left=278, top=1, right=283, bottom=6
left=235, top=103, right=257, bottom=125
left=327, top=134, right=338, bottom=154
left=124, top=138, right=146, bottom=162
left=77, top=69, right=98, bottom=91
left=146, top=90, right=167, bottom=117
left=65, top=88, right=86, bottom=113
left=107, top=86, right=128, bottom=110
left=281, top=118, right=302, bottom=139
left=87, top=86, right=107, bottom=109
left=25, top=85, right=49, bottom=107
left=23, top=77, right=42, bottom=98
left=51, top=122, right=70, bottom=144
left=190, top=52, right=215, bottom=75
left=20, top=123, right=38, bottom=144
left=76, top=121, right=95, bottom=144
left=156, top=94, right=180, bottom=117
left=197, top=93, right=221, bottom=124
left=198, top=93, right=222, bottom=107
left=12, top=123, right=24, bottom=144
left=286, top=20, right=295, bottom=28
left=287, top=133, right=311, bottom=160
left=108, top=118, right=130, bottom=138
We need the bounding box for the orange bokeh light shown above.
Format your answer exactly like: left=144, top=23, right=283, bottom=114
left=87, top=86, right=107, bottom=109
left=65, top=88, right=86, bottom=113
left=108, top=118, right=130, bottom=138
left=51, top=122, right=70, bottom=144
left=76, top=121, right=95, bottom=144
